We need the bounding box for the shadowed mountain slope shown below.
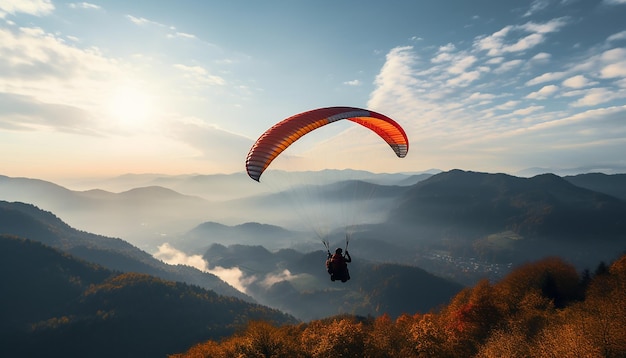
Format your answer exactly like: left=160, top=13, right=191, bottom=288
left=0, top=201, right=247, bottom=300
left=0, top=235, right=296, bottom=358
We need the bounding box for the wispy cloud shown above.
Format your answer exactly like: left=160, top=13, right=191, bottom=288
left=526, top=72, right=567, bottom=86
left=343, top=79, right=361, bottom=86
left=523, top=0, right=550, bottom=17
left=607, top=30, right=626, bottom=43
left=126, top=14, right=163, bottom=27
left=173, top=64, right=226, bottom=86
left=167, top=31, right=197, bottom=40
left=526, top=84, right=559, bottom=99
left=0, top=0, right=54, bottom=17
left=474, top=18, right=569, bottom=57
left=68, top=2, right=101, bottom=10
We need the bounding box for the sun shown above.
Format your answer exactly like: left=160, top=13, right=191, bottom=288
left=108, top=86, right=154, bottom=128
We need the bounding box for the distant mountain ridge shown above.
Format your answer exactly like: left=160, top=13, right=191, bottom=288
left=392, top=170, right=626, bottom=239
left=176, top=221, right=306, bottom=252
left=0, top=175, right=213, bottom=245
left=564, top=172, right=626, bottom=200
left=0, top=171, right=424, bottom=246
left=384, top=169, right=626, bottom=269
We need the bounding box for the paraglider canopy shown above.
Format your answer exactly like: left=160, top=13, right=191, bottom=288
left=246, top=106, right=409, bottom=182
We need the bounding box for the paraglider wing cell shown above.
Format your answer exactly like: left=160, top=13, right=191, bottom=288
left=245, top=107, right=409, bottom=181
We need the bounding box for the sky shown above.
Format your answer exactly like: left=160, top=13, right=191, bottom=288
left=2, top=0, right=626, bottom=183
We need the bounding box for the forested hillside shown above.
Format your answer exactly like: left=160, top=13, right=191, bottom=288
left=0, top=200, right=247, bottom=299
left=173, top=254, right=626, bottom=357
left=0, top=235, right=296, bottom=357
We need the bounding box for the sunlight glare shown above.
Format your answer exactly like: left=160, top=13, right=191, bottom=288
left=108, top=86, right=154, bottom=129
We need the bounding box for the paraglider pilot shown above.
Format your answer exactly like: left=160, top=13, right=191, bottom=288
left=326, top=248, right=351, bottom=282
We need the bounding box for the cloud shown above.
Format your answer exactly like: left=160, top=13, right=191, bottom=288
left=260, top=269, right=303, bottom=288
left=474, top=18, right=569, bottom=57
left=607, top=31, right=626, bottom=43
left=448, top=55, right=477, bottom=75
left=523, top=0, right=550, bottom=17
left=603, top=0, right=626, bottom=4
left=468, top=92, right=496, bottom=102
left=125, top=14, right=205, bottom=45
left=447, top=70, right=481, bottom=87
left=0, top=92, right=98, bottom=134
left=154, top=243, right=251, bottom=293
left=154, top=243, right=208, bottom=271
left=526, top=72, right=567, bottom=86
left=164, top=117, right=253, bottom=173
left=599, top=48, right=626, bottom=78
left=511, top=105, right=544, bottom=116
left=208, top=265, right=251, bottom=293
left=495, top=100, right=521, bottom=110
left=0, top=0, right=54, bottom=17
left=343, top=79, right=361, bottom=86
left=570, top=88, right=625, bottom=107
left=68, top=2, right=101, bottom=10
left=0, top=26, right=122, bottom=133
left=126, top=14, right=163, bottom=27
left=562, top=75, right=593, bottom=89
left=494, top=59, right=523, bottom=74
left=369, top=46, right=421, bottom=112
left=526, top=84, right=559, bottom=99
left=530, top=52, right=551, bottom=63
left=173, top=64, right=226, bottom=86
left=167, top=31, right=197, bottom=40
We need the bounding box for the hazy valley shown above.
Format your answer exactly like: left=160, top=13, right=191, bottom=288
left=2, top=169, right=626, bottom=356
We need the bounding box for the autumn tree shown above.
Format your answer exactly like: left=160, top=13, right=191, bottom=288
left=301, top=317, right=366, bottom=358
left=475, top=327, right=531, bottom=358
left=364, top=313, right=415, bottom=357
left=574, top=255, right=626, bottom=358
left=438, top=279, right=504, bottom=356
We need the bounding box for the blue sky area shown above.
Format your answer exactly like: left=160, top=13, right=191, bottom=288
left=1, top=0, right=626, bottom=181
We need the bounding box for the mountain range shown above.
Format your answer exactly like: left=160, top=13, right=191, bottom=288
left=382, top=170, right=626, bottom=269
left=0, top=199, right=464, bottom=322
left=2, top=169, right=626, bottom=318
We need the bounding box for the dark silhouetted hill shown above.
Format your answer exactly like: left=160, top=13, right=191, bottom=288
left=0, top=235, right=296, bottom=358
left=0, top=201, right=247, bottom=300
